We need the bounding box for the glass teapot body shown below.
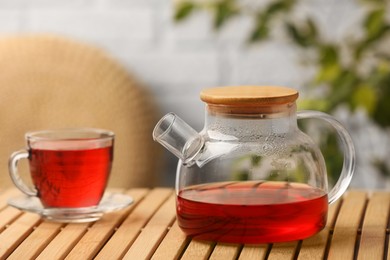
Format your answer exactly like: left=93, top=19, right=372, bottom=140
left=153, top=86, right=355, bottom=244
left=177, top=102, right=327, bottom=192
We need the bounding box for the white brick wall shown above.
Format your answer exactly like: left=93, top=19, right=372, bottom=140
left=0, top=11, right=23, bottom=32
left=0, top=0, right=385, bottom=188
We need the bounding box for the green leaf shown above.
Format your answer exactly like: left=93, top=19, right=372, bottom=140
left=248, top=0, right=297, bottom=43
left=174, top=1, right=196, bottom=21
left=319, top=44, right=339, bottom=66
left=251, top=155, right=262, bottom=167
left=298, top=99, right=330, bottom=112
left=213, top=0, right=238, bottom=29
left=372, top=159, right=390, bottom=177
left=315, top=63, right=341, bottom=83
left=294, top=160, right=309, bottom=183
left=328, top=70, right=359, bottom=108
left=233, top=170, right=250, bottom=181
left=267, top=0, right=296, bottom=15
left=351, top=85, right=377, bottom=114
left=364, top=8, right=385, bottom=38
left=354, top=40, right=369, bottom=60
left=373, top=93, right=390, bottom=127
left=371, top=64, right=390, bottom=127
left=306, top=18, right=318, bottom=40
left=286, top=23, right=307, bottom=47
left=286, top=22, right=317, bottom=47
left=285, top=20, right=318, bottom=47
left=321, top=133, right=343, bottom=186
left=248, top=13, right=269, bottom=42
left=359, top=0, right=386, bottom=4
left=355, top=9, right=389, bottom=60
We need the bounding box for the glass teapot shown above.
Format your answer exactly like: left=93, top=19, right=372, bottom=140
left=153, top=86, right=355, bottom=244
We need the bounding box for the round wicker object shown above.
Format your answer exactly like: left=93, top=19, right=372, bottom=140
left=0, top=34, right=161, bottom=188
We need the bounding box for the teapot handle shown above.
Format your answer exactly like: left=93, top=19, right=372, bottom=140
left=297, top=110, right=356, bottom=204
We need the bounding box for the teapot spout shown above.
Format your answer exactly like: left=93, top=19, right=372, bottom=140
left=153, top=113, right=203, bottom=165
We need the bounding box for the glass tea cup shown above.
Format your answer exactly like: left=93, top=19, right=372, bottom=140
left=8, top=128, right=115, bottom=221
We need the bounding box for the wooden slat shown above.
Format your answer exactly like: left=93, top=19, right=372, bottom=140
left=238, top=244, right=268, bottom=259
left=38, top=189, right=136, bottom=259
left=297, top=199, right=341, bottom=260
left=267, top=242, right=299, bottom=260
left=357, top=192, right=390, bottom=260
left=327, top=191, right=367, bottom=260
left=0, top=207, right=23, bottom=233
left=95, top=188, right=173, bottom=260
left=7, top=221, right=64, bottom=259
left=64, top=189, right=148, bottom=260
left=151, top=220, right=189, bottom=259
left=0, top=212, right=41, bottom=258
left=123, top=193, right=176, bottom=259
left=181, top=240, right=215, bottom=260
left=36, top=222, right=90, bottom=260
left=209, top=243, right=241, bottom=260
left=1, top=188, right=389, bottom=259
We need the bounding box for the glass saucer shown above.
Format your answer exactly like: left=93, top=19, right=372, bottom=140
left=8, top=192, right=133, bottom=223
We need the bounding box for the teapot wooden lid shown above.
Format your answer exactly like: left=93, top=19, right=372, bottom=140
left=201, top=86, right=298, bottom=105
left=200, top=86, right=299, bottom=115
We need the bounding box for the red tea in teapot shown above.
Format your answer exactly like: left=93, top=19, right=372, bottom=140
left=177, top=181, right=328, bottom=243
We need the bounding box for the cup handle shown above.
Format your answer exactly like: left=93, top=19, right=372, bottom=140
left=8, top=149, right=37, bottom=196
left=297, top=110, right=356, bottom=204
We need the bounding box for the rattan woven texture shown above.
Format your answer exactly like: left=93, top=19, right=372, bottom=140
left=0, top=34, right=161, bottom=188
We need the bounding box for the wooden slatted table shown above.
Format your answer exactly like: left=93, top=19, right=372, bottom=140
left=0, top=188, right=388, bottom=259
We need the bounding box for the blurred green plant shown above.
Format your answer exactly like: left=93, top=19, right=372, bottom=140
left=174, top=0, right=390, bottom=183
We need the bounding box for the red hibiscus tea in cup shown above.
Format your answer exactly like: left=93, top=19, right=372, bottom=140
left=29, top=145, right=113, bottom=208
left=9, top=128, right=114, bottom=208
